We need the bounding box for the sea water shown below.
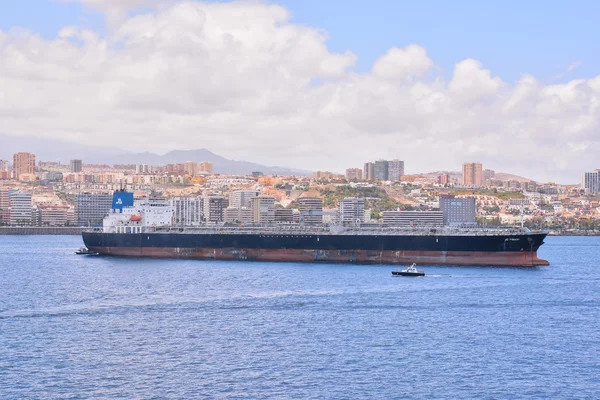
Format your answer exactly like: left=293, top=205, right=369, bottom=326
left=0, top=235, right=598, bottom=399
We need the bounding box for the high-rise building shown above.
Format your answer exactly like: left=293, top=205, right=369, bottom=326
left=166, top=164, right=185, bottom=174
left=13, top=152, right=35, bottom=181
left=170, top=197, right=203, bottom=225
left=75, top=193, right=112, bottom=227
left=338, top=197, right=365, bottom=225
left=184, top=161, right=199, bottom=176
left=438, top=174, right=450, bottom=185
left=203, top=196, right=225, bottom=223
left=363, top=162, right=375, bottom=181
left=439, top=195, right=476, bottom=226
left=462, top=162, right=484, bottom=187
left=0, top=188, right=10, bottom=225
left=345, top=168, right=362, bottom=181
left=250, top=196, right=275, bottom=224
left=387, top=159, right=405, bottom=182
left=199, top=162, right=213, bottom=174
left=0, top=160, right=9, bottom=171
left=135, top=164, right=152, bottom=174
left=298, top=197, right=323, bottom=225
left=581, top=170, right=600, bottom=194
left=70, top=159, right=83, bottom=173
left=9, top=191, right=33, bottom=226
left=483, top=169, right=495, bottom=183
left=229, top=190, right=259, bottom=209
left=374, top=160, right=389, bottom=181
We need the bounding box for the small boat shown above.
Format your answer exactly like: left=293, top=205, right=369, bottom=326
left=392, top=263, right=425, bottom=277
left=75, top=247, right=99, bottom=255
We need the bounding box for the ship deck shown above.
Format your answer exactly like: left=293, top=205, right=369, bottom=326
left=91, top=225, right=547, bottom=237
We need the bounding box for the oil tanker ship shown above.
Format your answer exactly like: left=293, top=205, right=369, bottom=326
left=81, top=192, right=549, bottom=267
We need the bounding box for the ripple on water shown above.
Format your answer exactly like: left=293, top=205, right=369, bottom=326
left=0, top=235, right=599, bottom=399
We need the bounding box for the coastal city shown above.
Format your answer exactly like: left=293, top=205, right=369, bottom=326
left=1, top=151, right=599, bottom=235
left=2, top=1, right=600, bottom=398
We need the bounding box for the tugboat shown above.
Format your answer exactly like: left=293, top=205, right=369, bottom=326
left=392, top=263, right=425, bottom=277
left=75, top=247, right=99, bottom=256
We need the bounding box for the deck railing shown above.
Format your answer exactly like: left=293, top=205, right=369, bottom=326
left=94, top=224, right=544, bottom=237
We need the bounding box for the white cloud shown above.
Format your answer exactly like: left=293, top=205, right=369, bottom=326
left=372, top=45, right=433, bottom=80
left=1, top=1, right=599, bottom=182
left=448, top=59, right=503, bottom=103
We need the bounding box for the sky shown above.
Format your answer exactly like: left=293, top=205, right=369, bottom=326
left=1, top=0, right=599, bottom=182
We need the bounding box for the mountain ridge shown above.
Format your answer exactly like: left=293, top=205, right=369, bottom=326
left=1, top=133, right=539, bottom=180
left=0, top=133, right=310, bottom=176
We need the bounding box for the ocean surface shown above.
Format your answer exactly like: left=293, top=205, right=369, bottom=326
left=0, top=235, right=598, bottom=399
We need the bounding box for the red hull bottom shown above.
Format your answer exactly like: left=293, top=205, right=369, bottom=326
left=87, top=247, right=550, bottom=267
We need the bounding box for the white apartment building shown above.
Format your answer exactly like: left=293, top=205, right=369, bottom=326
left=581, top=170, right=600, bottom=194
left=338, top=197, right=365, bottom=225
left=9, top=191, right=33, bottom=226
left=229, top=190, right=259, bottom=209
left=170, top=197, right=203, bottom=226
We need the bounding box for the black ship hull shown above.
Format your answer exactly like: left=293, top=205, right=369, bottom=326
left=82, top=231, right=549, bottom=267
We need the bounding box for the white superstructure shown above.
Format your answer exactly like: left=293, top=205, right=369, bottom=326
left=103, top=198, right=174, bottom=233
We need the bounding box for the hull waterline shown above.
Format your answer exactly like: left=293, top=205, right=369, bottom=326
left=83, top=231, right=549, bottom=267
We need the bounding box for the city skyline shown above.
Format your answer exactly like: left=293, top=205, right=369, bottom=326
left=1, top=1, right=599, bottom=183
left=2, top=4, right=599, bottom=399
left=1, top=147, right=599, bottom=234
left=0, top=148, right=593, bottom=185
left=0, top=149, right=583, bottom=194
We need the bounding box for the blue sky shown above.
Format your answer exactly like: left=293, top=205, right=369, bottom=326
left=1, top=0, right=598, bottom=84
left=1, top=0, right=599, bottom=181
left=0, top=1, right=94, bottom=34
